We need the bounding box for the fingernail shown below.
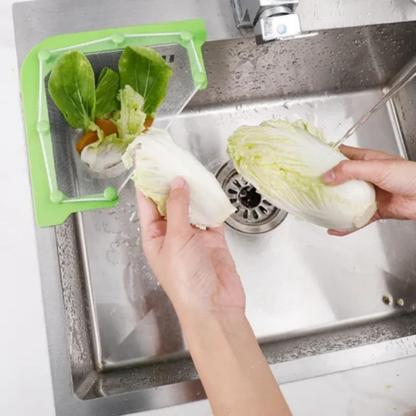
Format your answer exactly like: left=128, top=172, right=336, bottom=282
left=322, top=169, right=336, bottom=184
left=171, top=177, right=186, bottom=190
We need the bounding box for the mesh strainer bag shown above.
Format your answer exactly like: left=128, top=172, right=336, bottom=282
left=20, top=20, right=207, bottom=227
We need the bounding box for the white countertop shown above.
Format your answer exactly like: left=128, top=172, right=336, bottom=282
left=1, top=1, right=416, bottom=415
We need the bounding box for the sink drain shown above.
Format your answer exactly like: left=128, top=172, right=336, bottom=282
left=216, top=160, right=287, bottom=234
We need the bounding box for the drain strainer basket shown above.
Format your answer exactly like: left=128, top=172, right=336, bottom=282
left=216, top=160, right=287, bottom=234
left=20, top=20, right=207, bottom=227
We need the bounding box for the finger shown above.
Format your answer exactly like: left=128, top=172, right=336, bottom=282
left=166, top=177, right=192, bottom=236
left=136, top=191, right=166, bottom=244
left=327, top=215, right=379, bottom=237
left=339, top=145, right=401, bottom=161
left=137, top=191, right=161, bottom=227
left=322, top=159, right=412, bottom=191
left=328, top=229, right=353, bottom=237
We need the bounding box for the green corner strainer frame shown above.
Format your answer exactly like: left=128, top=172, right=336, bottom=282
left=20, top=19, right=207, bottom=227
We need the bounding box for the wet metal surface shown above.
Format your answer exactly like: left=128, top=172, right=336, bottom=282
left=53, top=29, right=416, bottom=404
left=74, top=88, right=416, bottom=373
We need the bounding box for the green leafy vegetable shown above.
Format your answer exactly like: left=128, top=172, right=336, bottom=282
left=122, top=128, right=235, bottom=228
left=48, top=51, right=96, bottom=130
left=95, top=68, right=120, bottom=119
left=227, top=119, right=377, bottom=231
left=48, top=46, right=173, bottom=176
left=119, top=46, right=173, bottom=116
left=113, top=85, right=147, bottom=142
left=81, top=84, right=147, bottom=174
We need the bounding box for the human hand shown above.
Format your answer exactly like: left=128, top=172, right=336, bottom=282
left=322, top=145, right=416, bottom=236
left=136, top=177, right=245, bottom=317
left=137, top=179, right=291, bottom=416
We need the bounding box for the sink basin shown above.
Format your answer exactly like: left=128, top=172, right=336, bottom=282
left=19, top=16, right=416, bottom=416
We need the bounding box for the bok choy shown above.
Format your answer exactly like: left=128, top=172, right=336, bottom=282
left=48, top=51, right=96, bottom=131
left=227, top=120, right=377, bottom=231
left=48, top=46, right=173, bottom=175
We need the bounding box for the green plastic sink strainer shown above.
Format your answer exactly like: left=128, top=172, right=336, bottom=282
left=20, top=19, right=207, bottom=227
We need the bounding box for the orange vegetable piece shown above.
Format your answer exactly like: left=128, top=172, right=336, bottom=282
left=95, top=118, right=119, bottom=137
left=76, top=131, right=99, bottom=154
left=144, top=116, right=154, bottom=131
left=76, top=118, right=152, bottom=154
left=76, top=119, right=119, bottom=154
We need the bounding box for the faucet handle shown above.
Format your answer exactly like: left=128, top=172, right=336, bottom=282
left=255, top=12, right=318, bottom=44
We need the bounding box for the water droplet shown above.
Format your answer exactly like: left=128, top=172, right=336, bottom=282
left=130, top=212, right=139, bottom=223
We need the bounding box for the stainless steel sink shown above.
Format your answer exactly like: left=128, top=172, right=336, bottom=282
left=13, top=1, right=416, bottom=414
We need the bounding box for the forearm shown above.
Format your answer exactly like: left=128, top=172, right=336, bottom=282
left=178, top=308, right=291, bottom=416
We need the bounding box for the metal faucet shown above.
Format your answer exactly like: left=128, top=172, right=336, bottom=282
left=231, top=0, right=317, bottom=44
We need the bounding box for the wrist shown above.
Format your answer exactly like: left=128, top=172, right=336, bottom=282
left=175, top=305, right=248, bottom=343
left=169, top=290, right=245, bottom=323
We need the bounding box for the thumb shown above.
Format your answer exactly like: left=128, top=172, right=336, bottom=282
left=322, top=159, right=416, bottom=195
left=166, top=177, right=191, bottom=235
left=322, top=159, right=390, bottom=187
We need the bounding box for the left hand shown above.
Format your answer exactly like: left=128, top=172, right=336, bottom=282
left=137, top=179, right=291, bottom=416
left=136, top=177, right=246, bottom=318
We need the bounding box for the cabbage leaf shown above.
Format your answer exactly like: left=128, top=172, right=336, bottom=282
left=228, top=120, right=377, bottom=231
left=123, top=128, right=235, bottom=228
left=80, top=122, right=128, bottom=173
left=113, top=85, right=147, bottom=143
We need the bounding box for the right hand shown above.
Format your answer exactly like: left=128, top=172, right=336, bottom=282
left=322, top=145, right=416, bottom=236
